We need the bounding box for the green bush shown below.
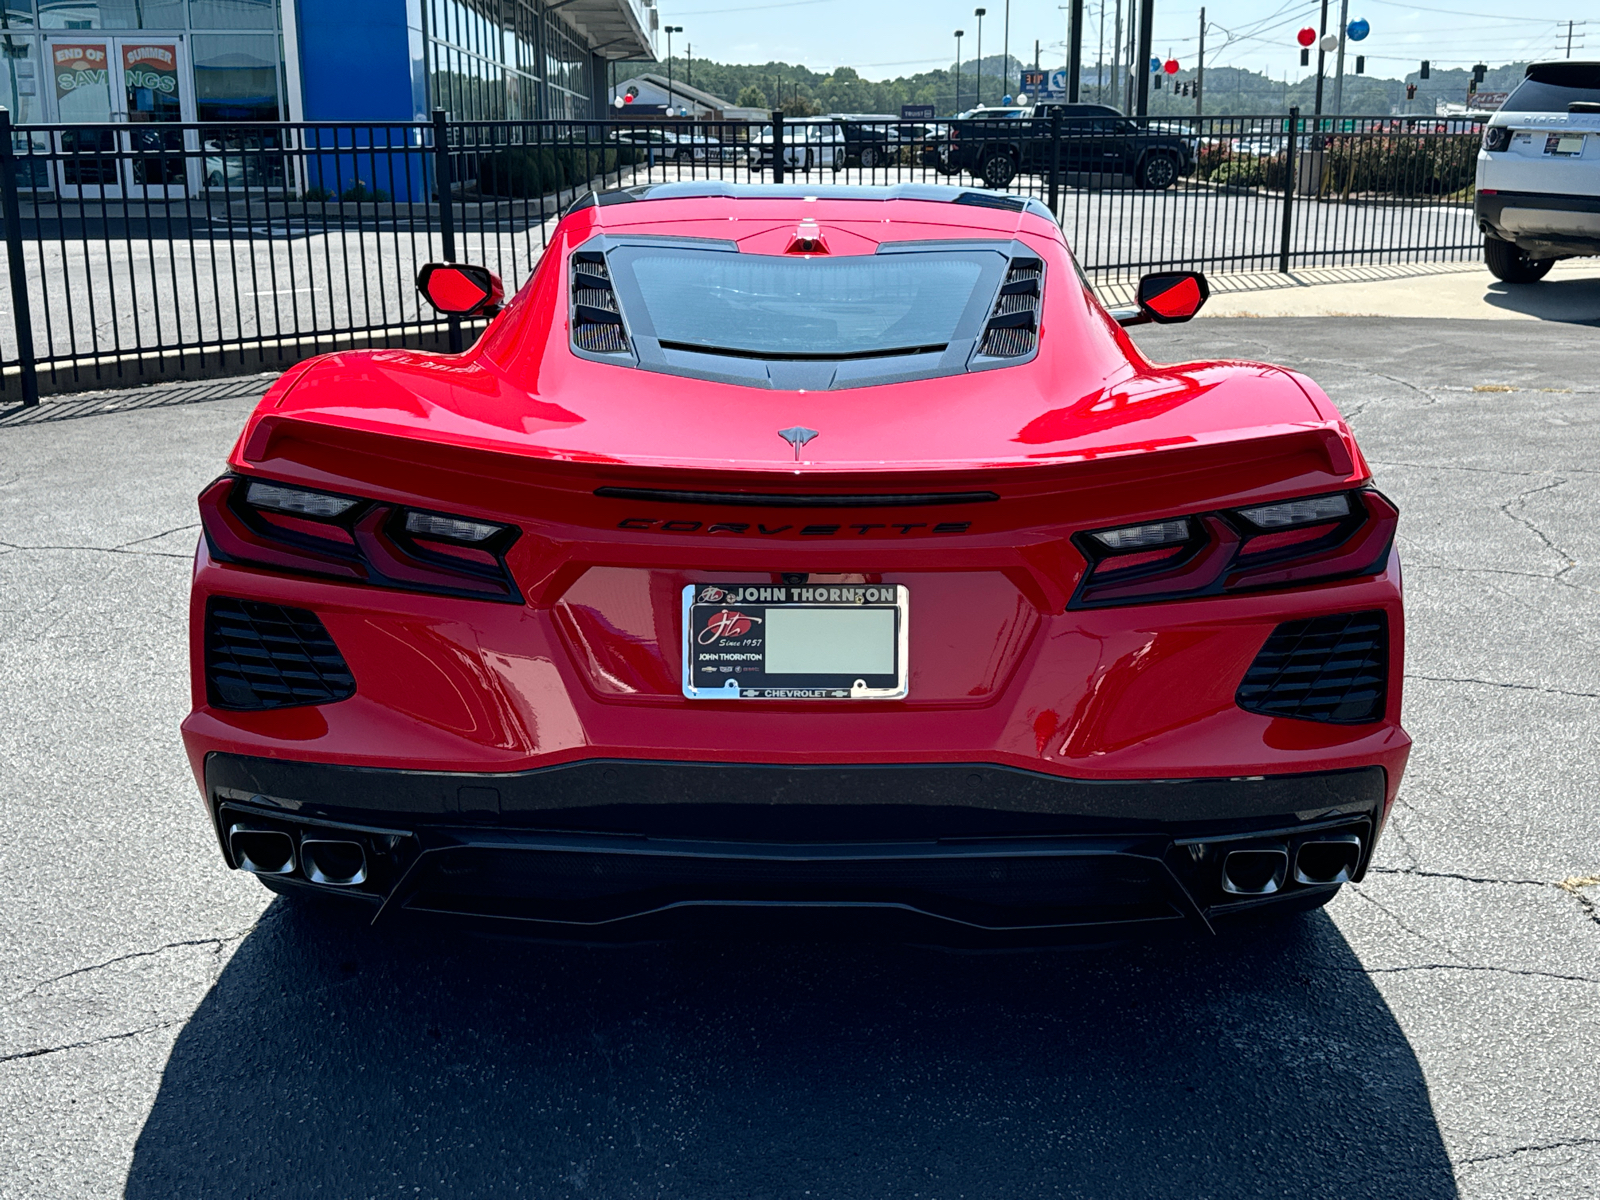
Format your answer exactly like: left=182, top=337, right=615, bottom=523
left=1320, top=134, right=1476, bottom=197
left=300, top=186, right=333, bottom=202
left=475, top=144, right=636, bottom=198
left=1194, top=141, right=1234, bottom=181
left=1208, top=158, right=1263, bottom=188
left=339, top=181, right=390, bottom=203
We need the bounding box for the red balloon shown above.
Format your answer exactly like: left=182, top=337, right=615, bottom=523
left=1296, top=26, right=1316, bottom=47
left=623, top=93, right=634, bottom=103
left=1163, top=58, right=1179, bottom=74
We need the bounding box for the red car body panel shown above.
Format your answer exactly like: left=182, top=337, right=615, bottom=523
left=183, top=187, right=1407, bottom=934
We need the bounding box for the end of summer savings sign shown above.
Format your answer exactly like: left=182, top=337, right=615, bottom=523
left=53, top=43, right=177, bottom=120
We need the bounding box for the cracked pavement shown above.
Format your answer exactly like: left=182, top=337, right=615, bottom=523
left=1, top=316, right=1597, bottom=1198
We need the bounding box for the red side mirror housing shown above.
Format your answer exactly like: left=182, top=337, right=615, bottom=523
left=1137, top=271, right=1209, bottom=323
left=416, top=263, right=504, bottom=317
left=1113, top=271, right=1210, bottom=327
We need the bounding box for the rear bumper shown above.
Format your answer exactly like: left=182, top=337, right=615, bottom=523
left=207, top=753, right=1385, bottom=941
left=1477, top=189, right=1600, bottom=257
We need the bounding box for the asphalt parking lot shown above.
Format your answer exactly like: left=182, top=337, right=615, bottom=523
left=2, top=314, right=1597, bottom=1198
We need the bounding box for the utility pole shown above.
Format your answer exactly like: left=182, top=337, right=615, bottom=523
left=1332, top=0, right=1349, bottom=115
left=1195, top=8, right=1205, bottom=114
left=1566, top=20, right=1575, bottom=57
left=686, top=44, right=692, bottom=88
left=975, top=8, right=986, bottom=108
left=1097, top=0, right=1106, bottom=103
left=1111, top=0, right=1121, bottom=112
left=1134, top=0, right=1153, bottom=116
left=1066, top=0, right=1084, bottom=100
left=1034, top=38, right=1040, bottom=72
left=1312, top=0, right=1328, bottom=119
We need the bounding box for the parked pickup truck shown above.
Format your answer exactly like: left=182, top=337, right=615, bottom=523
left=939, top=103, right=1195, bottom=190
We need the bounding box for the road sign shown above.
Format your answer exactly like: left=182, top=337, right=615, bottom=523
left=901, top=104, right=935, bottom=120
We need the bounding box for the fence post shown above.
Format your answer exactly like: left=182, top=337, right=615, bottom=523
left=772, top=110, right=784, bottom=184
left=1278, top=106, right=1298, bottom=275
left=0, top=107, right=38, bottom=408
left=1047, top=104, right=1063, bottom=220
left=432, top=107, right=462, bottom=353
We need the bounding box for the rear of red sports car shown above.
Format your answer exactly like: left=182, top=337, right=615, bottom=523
left=182, top=183, right=1406, bottom=941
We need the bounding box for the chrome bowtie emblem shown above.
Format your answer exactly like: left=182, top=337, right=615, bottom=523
left=777, top=426, right=819, bottom=460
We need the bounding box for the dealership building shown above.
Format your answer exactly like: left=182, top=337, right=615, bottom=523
left=0, top=0, right=658, bottom=129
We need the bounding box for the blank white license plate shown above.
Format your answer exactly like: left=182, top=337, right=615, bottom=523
left=682, top=582, right=908, bottom=700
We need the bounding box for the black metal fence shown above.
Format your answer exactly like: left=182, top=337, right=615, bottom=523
left=0, top=107, right=1485, bottom=406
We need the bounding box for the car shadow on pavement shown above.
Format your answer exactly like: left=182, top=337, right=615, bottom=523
left=124, top=898, right=1458, bottom=1198
left=1482, top=275, right=1600, bottom=325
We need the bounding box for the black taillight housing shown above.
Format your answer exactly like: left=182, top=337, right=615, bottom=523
left=198, top=475, right=523, bottom=602
left=1069, top=488, right=1397, bottom=609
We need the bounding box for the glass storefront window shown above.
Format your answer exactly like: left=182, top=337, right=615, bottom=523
left=2, top=1, right=35, bottom=30
left=38, top=0, right=187, bottom=29
left=192, top=31, right=277, bottom=119
left=188, top=0, right=272, bottom=30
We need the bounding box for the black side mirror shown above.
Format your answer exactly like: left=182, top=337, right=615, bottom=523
left=417, top=263, right=504, bottom=317
left=1114, top=270, right=1210, bottom=327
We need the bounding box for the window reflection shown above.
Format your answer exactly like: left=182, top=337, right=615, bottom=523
left=38, top=0, right=186, bottom=29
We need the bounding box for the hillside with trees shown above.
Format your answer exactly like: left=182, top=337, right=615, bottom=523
left=616, top=54, right=1534, bottom=118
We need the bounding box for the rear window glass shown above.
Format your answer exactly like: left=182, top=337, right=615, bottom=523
left=1501, top=64, right=1600, bottom=112
left=613, top=248, right=998, bottom=359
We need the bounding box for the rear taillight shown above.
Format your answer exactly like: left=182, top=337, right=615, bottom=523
left=1482, top=125, right=1511, bottom=152
left=198, top=475, right=522, bottom=602
left=1070, top=488, right=1397, bottom=608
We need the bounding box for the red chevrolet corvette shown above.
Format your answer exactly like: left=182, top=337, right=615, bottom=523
left=184, top=182, right=1405, bottom=940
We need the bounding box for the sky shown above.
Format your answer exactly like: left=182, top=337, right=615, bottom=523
left=655, top=0, right=1589, bottom=82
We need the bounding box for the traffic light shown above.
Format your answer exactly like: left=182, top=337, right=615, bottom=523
left=1301, top=48, right=1310, bottom=66
left=1406, top=83, right=1417, bottom=99
left=1154, top=73, right=1162, bottom=90
left=1472, top=63, right=1487, bottom=83
left=1355, top=55, right=1364, bottom=74
left=1419, top=60, right=1429, bottom=79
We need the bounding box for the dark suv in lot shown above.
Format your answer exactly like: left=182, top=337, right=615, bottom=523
left=941, top=103, right=1194, bottom=190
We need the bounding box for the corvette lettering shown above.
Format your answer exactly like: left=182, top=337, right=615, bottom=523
left=619, top=518, right=971, bottom=535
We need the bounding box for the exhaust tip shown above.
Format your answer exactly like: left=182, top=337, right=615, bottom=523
left=229, top=824, right=295, bottom=876
left=1294, top=834, right=1362, bottom=886
left=301, top=838, right=368, bottom=887
left=1220, top=847, right=1288, bottom=896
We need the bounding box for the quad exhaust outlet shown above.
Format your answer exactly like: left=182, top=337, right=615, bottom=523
left=228, top=824, right=295, bottom=876
left=1294, top=835, right=1363, bottom=885
left=301, top=838, right=369, bottom=887
left=1219, top=847, right=1288, bottom=896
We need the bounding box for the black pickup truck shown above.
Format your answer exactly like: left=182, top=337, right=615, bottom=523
left=938, top=103, right=1194, bottom=190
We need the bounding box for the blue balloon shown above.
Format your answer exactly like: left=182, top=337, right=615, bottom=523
left=1149, top=56, right=1161, bottom=72
left=1347, top=17, right=1369, bottom=40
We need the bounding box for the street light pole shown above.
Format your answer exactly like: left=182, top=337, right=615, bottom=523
left=1003, top=0, right=1010, bottom=100
left=1196, top=7, right=1205, bottom=114
left=954, top=30, right=964, bottom=113
left=1313, top=0, right=1328, bottom=118
left=975, top=8, right=986, bottom=109
left=664, top=25, right=682, bottom=116
left=1134, top=0, right=1153, bottom=115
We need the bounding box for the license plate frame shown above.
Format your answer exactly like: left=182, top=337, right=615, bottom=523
left=681, top=582, right=909, bottom=700
left=1545, top=132, right=1586, bottom=157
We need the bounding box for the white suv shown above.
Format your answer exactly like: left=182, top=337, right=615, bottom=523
left=1475, top=61, right=1600, bottom=282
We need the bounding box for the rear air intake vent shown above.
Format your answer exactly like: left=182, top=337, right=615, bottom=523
left=1236, top=610, right=1388, bottom=725
left=977, top=256, right=1043, bottom=359
left=570, top=249, right=629, bottom=357
left=205, top=597, right=356, bottom=711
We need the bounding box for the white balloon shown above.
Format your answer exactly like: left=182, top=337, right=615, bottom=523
left=1319, top=33, right=1340, bottom=51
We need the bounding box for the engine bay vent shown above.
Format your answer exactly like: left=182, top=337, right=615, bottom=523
left=570, top=249, right=630, bottom=356
left=978, top=256, right=1043, bottom=358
